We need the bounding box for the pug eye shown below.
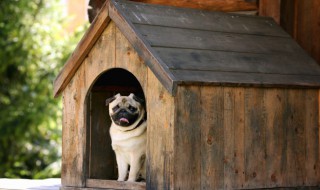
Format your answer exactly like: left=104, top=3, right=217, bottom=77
left=112, top=105, right=120, bottom=112
left=128, top=105, right=137, bottom=112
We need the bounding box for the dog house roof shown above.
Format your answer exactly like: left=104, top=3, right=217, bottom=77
left=54, top=0, right=320, bottom=97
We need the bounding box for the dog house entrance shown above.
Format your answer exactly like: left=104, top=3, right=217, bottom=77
left=85, top=68, right=145, bottom=189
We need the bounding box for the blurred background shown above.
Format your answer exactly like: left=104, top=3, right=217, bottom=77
left=0, top=0, right=88, bottom=179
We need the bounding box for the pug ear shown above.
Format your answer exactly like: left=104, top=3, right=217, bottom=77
left=105, top=93, right=120, bottom=106
left=130, top=93, right=144, bottom=104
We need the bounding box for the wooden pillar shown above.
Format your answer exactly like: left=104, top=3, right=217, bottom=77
left=280, top=0, right=320, bottom=64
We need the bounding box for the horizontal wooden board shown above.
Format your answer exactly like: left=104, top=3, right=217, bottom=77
left=115, top=0, right=287, bottom=37
left=135, top=24, right=300, bottom=54
left=172, top=70, right=320, bottom=88
left=86, top=179, right=145, bottom=190
left=155, top=47, right=320, bottom=75
left=129, top=0, right=258, bottom=12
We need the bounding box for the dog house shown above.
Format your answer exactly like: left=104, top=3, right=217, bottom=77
left=54, top=0, right=320, bottom=189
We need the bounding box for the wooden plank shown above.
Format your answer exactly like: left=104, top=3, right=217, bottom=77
left=223, top=87, right=234, bottom=189
left=305, top=90, right=319, bottom=185
left=109, top=0, right=177, bottom=95
left=88, top=92, right=116, bottom=179
left=61, top=62, right=87, bottom=187
left=200, top=86, right=224, bottom=189
left=146, top=68, right=174, bottom=189
left=136, top=24, right=297, bottom=54
left=174, top=86, right=201, bottom=189
left=171, top=70, right=320, bottom=88
left=86, top=179, right=145, bottom=190
left=118, top=1, right=285, bottom=37
left=85, top=22, right=116, bottom=89
left=259, top=0, right=281, bottom=24
left=54, top=1, right=110, bottom=97
left=129, top=0, right=258, bottom=12
left=243, top=88, right=267, bottom=188
left=280, top=0, right=320, bottom=64
left=233, top=88, right=245, bottom=189
left=264, top=89, right=287, bottom=187
left=115, top=26, right=148, bottom=93
left=154, top=47, right=320, bottom=75
left=285, top=89, right=306, bottom=186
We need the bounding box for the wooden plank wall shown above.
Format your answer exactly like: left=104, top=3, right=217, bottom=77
left=174, top=86, right=320, bottom=189
left=260, top=0, right=320, bottom=65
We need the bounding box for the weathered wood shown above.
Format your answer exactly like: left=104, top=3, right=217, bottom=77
left=280, top=0, right=320, bottom=64
left=86, top=179, right=145, bottom=190
left=265, top=89, right=286, bottom=187
left=259, top=0, right=280, bottom=24
left=109, top=0, right=177, bottom=95
left=136, top=24, right=297, bottom=54
left=233, top=88, right=245, bottom=189
left=155, top=47, right=320, bottom=75
left=304, top=90, right=319, bottom=185
left=200, top=86, right=224, bottom=189
left=130, top=0, right=258, bottom=12
left=146, top=68, right=174, bottom=189
left=119, top=1, right=283, bottom=37
left=54, top=1, right=110, bottom=97
left=174, top=86, right=201, bottom=189
left=61, top=60, right=87, bottom=187
left=115, top=27, right=148, bottom=93
left=285, top=90, right=306, bottom=186
left=172, top=70, right=320, bottom=88
left=244, top=88, right=267, bottom=188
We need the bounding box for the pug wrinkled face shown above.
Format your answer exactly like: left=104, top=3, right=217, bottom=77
left=106, top=93, right=144, bottom=127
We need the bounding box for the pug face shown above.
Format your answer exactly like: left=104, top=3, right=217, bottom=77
left=106, top=93, right=144, bottom=127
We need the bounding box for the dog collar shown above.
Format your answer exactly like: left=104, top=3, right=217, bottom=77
left=124, top=118, right=146, bottom=132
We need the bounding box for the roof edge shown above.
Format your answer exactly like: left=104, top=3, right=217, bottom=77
left=53, top=1, right=111, bottom=98
left=109, top=0, right=177, bottom=95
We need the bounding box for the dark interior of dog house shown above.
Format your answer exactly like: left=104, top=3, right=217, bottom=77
left=85, top=68, right=145, bottom=180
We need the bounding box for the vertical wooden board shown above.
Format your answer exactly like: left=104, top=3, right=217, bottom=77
left=304, top=90, right=319, bottom=185
left=223, top=87, right=234, bottom=189
left=264, top=89, right=287, bottom=187
left=244, top=88, right=267, bottom=188
left=233, top=88, right=246, bottom=189
left=174, top=85, right=201, bottom=190
left=115, top=26, right=148, bottom=94
left=85, top=22, right=116, bottom=90
left=259, top=0, right=280, bottom=24
left=89, top=92, right=116, bottom=179
left=61, top=62, right=87, bottom=187
left=146, top=69, right=174, bottom=190
left=200, top=86, right=224, bottom=189
left=311, top=0, right=320, bottom=64
left=285, top=89, right=306, bottom=186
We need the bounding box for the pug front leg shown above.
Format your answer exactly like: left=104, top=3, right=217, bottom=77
left=127, top=156, right=142, bottom=182
left=116, top=154, right=128, bottom=181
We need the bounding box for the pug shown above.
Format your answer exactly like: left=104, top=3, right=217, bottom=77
left=106, top=93, right=146, bottom=182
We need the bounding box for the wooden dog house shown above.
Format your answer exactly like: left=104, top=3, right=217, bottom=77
left=54, top=0, right=320, bottom=189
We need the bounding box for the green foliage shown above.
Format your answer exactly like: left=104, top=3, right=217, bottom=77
left=0, top=0, right=86, bottom=178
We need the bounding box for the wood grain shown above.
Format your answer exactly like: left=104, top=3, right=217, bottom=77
left=54, top=1, right=110, bottom=97
left=130, top=0, right=258, bottom=12
left=86, top=179, right=145, bottom=189
left=174, top=86, right=201, bottom=189
left=146, top=68, right=174, bottom=189
left=119, top=1, right=283, bottom=37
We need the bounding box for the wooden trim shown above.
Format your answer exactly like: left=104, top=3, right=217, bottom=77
left=86, top=179, right=145, bottom=190
left=53, top=1, right=111, bottom=97
left=130, top=0, right=258, bottom=12
left=109, top=0, right=177, bottom=95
